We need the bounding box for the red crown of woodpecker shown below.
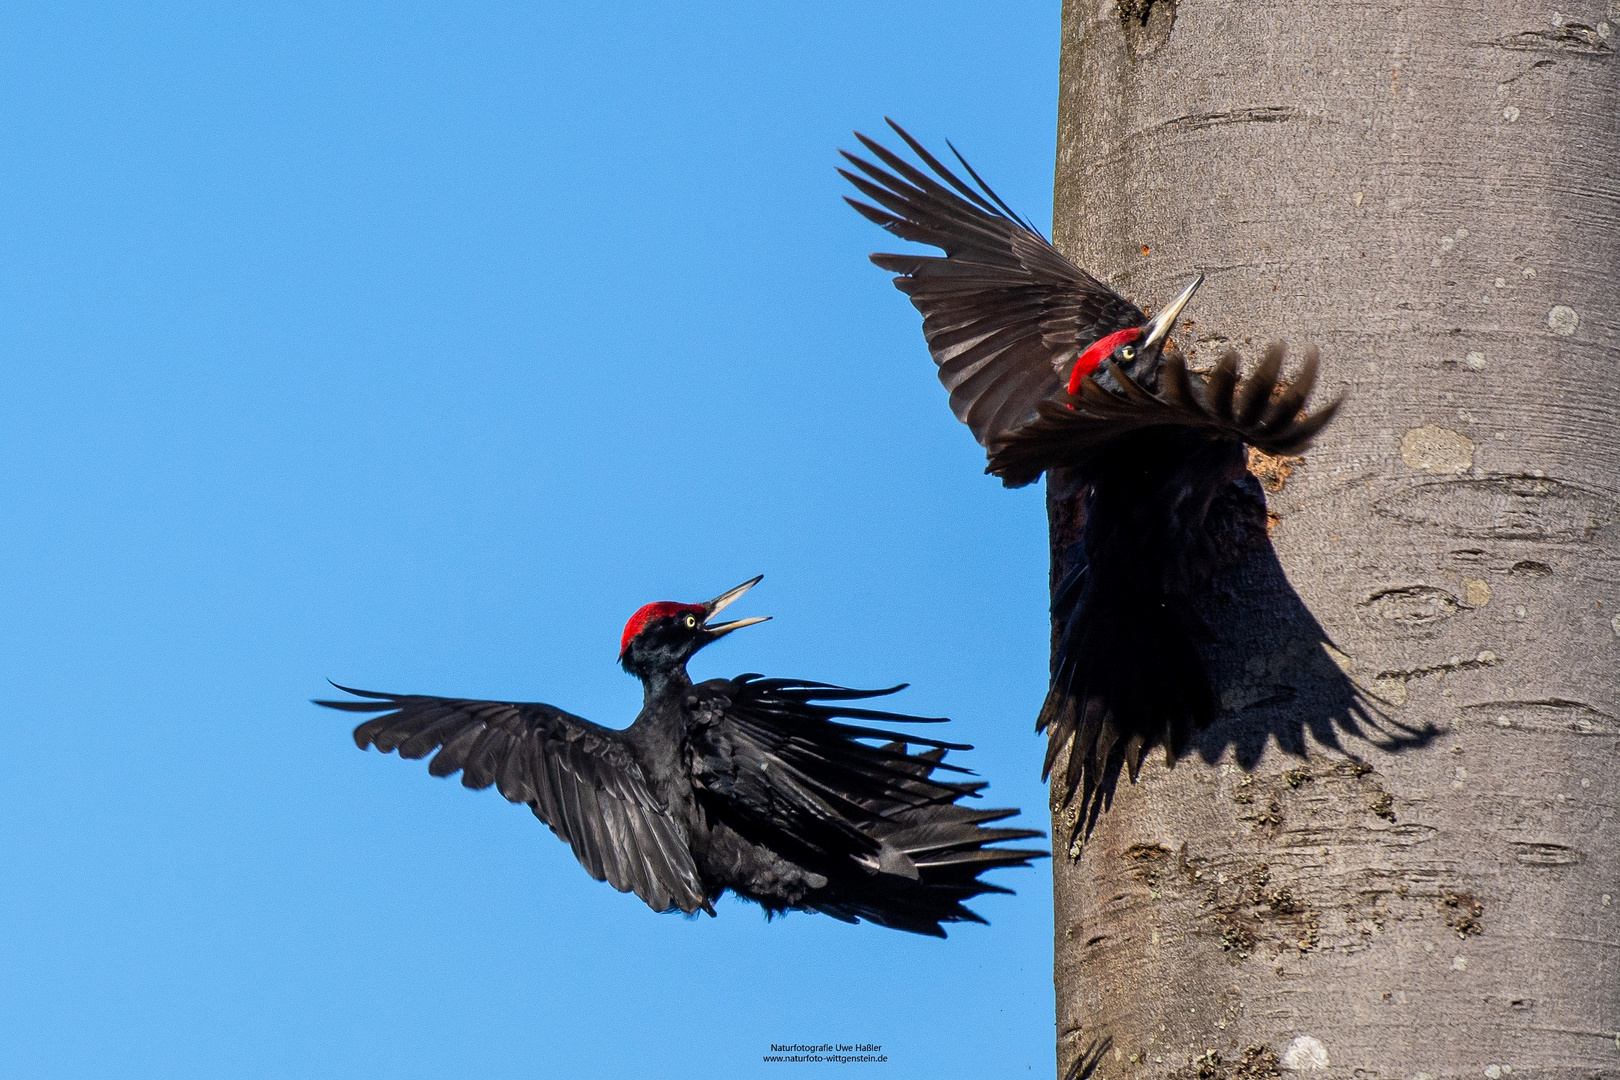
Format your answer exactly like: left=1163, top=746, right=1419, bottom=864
left=619, top=602, right=705, bottom=656
left=1068, top=326, right=1144, bottom=394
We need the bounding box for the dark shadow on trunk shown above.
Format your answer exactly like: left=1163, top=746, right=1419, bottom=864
left=1061, top=1036, right=1111, bottom=1080
left=1049, top=470, right=1439, bottom=844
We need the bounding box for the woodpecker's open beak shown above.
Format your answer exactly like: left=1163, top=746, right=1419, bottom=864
left=702, top=575, right=771, bottom=637
left=1141, top=274, right=1203, bottom=351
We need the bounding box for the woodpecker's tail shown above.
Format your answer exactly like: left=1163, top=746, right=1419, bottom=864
left=708, top=678, right=1046, bottom=936
left=1042, top=440, right=1247, bottom=844
left=808, top=743, right=1048, bottom=937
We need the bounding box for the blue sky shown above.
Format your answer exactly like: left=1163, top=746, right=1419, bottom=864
left=0, top=3, right=1062, bottom=1076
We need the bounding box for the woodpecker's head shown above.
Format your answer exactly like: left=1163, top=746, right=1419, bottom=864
left=618, top=576, right=770, bottom=678
left=1066, top=275, right=1204, bottom=394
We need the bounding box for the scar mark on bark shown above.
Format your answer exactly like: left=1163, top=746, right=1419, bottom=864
left=1478, top=24, right=1612, bottom=54
left=1139, top=106, right=1307, bottom=140
left=1364, top=822, right=1437, bottom=846
left=1510, top=841, right=1583, bottom=867
left=1497, top=58, right=1559, bottom=87
left=1372, top=474, right=1614, bottom=543
left=1124, top=843, right=1174, bottom=860
left=1360, top=585, right=1461, bottom=627
left=1125, top=843, right=1175, bottom=899
left=1460, top=698, right=1620, bottom=735
left=1375, top=649, right=1500, bottom=681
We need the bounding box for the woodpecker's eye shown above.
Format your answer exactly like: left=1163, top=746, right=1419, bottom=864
left=684, top=613, right=698, bottom=628
left=1121, top=345, right=1137, bottom=360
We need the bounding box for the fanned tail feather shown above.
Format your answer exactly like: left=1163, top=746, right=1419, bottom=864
left=704, top=679, right=1046, bottom=936
left=807, top=742, right=1047, bottom=937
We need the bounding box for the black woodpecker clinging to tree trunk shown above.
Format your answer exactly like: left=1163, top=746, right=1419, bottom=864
left=318, top=576, right=1045, bottom=936
left=841, top=122, right=1342, bottom=840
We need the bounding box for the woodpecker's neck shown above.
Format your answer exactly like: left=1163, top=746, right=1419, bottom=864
left=637, top=663, right=693, bottom=704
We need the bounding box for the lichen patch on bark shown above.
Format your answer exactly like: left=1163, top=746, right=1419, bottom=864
left=1399, top=426, right=1475, bottom=473
left=1546, top=304, right=1579, bottom=335
left=1278, top=1035, right=1330, bottom=1070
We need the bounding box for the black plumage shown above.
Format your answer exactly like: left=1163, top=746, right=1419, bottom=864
left=318, top=577, right=1044, bottom=935
left=843, top=122, right=1342, bottom=837
left=989, top=345, right=1341, bottom=488
left=840, top=126, right=1144, bottom=448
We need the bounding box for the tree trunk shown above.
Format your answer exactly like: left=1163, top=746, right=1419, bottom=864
left=1049, top=0, right=1620, bottom=1077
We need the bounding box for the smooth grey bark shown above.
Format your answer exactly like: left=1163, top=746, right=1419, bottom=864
left=1049, top=1, right=1620, bottom=1077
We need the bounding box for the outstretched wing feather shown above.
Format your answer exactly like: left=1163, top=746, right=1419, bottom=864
left=316, top=686, right=707, bottom=914
left=842, top=121, right=1144, bottom=447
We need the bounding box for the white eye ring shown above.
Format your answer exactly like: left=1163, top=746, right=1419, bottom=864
left=1121, top=345, right=1137, bottom=360
left=684, top=614, right=698, bottom=628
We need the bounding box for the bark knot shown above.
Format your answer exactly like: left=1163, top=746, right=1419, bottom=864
left=1115, top=0, right=1176, bottom=60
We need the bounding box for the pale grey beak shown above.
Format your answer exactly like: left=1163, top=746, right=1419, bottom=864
left=703, top=576, right=771, bottom=636
left=1141, top=274, right=1204, bottom=351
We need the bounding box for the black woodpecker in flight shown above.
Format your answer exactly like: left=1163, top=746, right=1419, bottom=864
left=841, top=122, right=1341, bottom=837
left=318, top=577, right=1044, bottom=936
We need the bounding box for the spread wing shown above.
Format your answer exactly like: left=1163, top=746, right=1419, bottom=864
left=317, top=685, right=709, bottom=915
left=987, top=343, right=1345, bottom=488
left=841, top=120, right=1144, bottom=447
